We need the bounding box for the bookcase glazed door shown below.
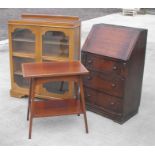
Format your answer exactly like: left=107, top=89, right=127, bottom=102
left=42, top=30, right=69, bottom=61
left=40, top=29, right=71, bottom=99
left=9, top=26, right=37, bottom=97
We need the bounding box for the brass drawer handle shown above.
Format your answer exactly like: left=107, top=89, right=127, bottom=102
left=87, top=76, right=92, bottom=80
left=110, top=102, right=115, bottom=105
left=123, top=62, right=127, bottom=66
left=87, top=60, right=93, bottom=64
left=87, top=94, right=91, bottom=97
left=111, top=83, right=116, bottom=87
left=121, top=77, right=125, bottom=81
left=113, top=66, right=117, bottom=70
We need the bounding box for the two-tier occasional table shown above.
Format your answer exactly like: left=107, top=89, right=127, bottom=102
left=22, top=61, right=89, bottom=139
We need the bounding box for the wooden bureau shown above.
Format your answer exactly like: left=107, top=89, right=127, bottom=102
left=81, top=24, right=147, bottom=123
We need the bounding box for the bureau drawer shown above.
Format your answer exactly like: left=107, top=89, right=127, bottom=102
left=83, top=71, right=124, bottom=98
left=84, top=87, right=97, bottom=105
left=84, top=53, right=128, bottom=77
left=84, top=87, right=122, bottom=114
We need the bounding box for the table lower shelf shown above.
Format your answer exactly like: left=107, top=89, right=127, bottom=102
left=32, top=99, right=83, bottom=118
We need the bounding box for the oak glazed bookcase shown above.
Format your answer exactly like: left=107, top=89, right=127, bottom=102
left=8, top=14, right=81, bottom=99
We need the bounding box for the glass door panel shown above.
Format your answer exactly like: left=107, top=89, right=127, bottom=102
left=43, top=81, right=69, bottom=95
left=13, top=57, right=34, bottom=88
left=41, top=59, right=69, bottom=96
left=12, top=28, right=35, bottom=53
left=42, top=31, right=69, bottom=60
left=41, top=31, right=70, bottom=96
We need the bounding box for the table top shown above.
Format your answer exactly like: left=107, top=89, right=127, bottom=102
left=22, top=61, right=89, bottom=78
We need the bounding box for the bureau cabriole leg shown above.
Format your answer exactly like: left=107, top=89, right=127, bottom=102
left=28, top=78, right=35, bottom=139
left=79, top=77, right=88, bottom=133
left=27, top=78, right=32, bottom=121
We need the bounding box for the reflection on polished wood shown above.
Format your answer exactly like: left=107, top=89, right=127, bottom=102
left=22, top=61, right=88, bottom=78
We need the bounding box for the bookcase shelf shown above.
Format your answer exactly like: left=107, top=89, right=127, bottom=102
left=13, top=52, right=35, bottom=58
left=43, top=40, right=69, bottom=46
left=12, top=38, right=35, bottom=43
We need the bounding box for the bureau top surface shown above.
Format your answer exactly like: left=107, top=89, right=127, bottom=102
left=22, top=61, right=89, bottom=78
left=8, top=14, right=80, bottom=28
left=82, top=24, right=145, bottom=61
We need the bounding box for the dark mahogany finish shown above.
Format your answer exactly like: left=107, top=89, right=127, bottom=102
left=82, top=24, right=147, bottom=123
